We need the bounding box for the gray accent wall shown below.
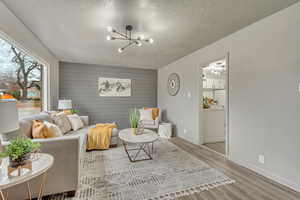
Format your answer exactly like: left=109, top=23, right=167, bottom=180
left=158, top=2, right=300, bottom=191
left=59, top=62, right=157, bottom=128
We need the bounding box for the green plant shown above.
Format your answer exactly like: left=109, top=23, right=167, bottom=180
left=71, top=109, right=78, bottom=114
left=129, top=108, right=140, bottom=128
left=0, top=137, right=40, bottom=161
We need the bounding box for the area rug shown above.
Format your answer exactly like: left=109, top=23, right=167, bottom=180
left=48, top=139, right=234, bottom=200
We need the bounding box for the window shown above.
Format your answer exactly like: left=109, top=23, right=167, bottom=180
left=0, top=36, right=45, bottom=118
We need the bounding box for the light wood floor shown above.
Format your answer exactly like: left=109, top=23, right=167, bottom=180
left=170, top=137, right=300, bottom=200
left=203, top=142, right=226, bottom=155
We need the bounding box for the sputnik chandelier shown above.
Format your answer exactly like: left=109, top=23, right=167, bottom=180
left=106, top=25, right=154, bottom=53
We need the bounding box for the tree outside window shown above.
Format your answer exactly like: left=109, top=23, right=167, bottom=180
left=0, top=37, right=43, bottom=117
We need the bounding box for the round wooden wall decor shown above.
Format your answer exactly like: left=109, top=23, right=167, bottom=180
left=167, top=73, right=180, bottom=96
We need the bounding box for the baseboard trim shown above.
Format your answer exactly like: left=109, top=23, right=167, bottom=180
left=204, top=136, right=225, bottom=143
left=174, top=137, right=300, bottom=193
left=200, top=144, right=226, bottom=158
left=230, top=157, right=300, bottom=193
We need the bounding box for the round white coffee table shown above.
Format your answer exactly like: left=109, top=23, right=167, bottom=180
left=119, top=128, right=158, bottom=162
left=0, top=153, right=54, bottom=200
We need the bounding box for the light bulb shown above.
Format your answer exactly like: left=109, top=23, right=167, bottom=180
left=118, top=48, right=123, bottom=53
left=148, top=38, right=154, bottom=44
left=106, top=35, right=112, bottom=41
left=107, top=26, right=113, bottom=32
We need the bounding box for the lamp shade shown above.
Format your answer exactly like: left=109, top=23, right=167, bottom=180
left=58, top=99, right=72, bottom=110
left=0, top=100, right=19, bottom=133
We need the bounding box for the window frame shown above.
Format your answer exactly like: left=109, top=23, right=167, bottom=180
left=0, top=30, right=50, bottom=111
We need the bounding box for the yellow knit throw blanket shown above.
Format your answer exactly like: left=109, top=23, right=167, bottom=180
left=86, top=123, right=117, bottom=150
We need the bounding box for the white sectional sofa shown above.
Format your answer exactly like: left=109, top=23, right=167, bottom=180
left=0, top=112, right=119, bottom=200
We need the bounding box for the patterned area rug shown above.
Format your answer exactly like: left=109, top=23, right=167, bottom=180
left=48, top=139, right=234, bottom=200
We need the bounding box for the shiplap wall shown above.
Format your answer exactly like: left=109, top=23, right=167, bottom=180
left=59, top=62, right=157, bottom=128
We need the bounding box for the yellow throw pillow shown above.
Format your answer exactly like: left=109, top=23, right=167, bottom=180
left=144, top=107, right=160, bottom=120
left=32, top=120, right=56, bottom=139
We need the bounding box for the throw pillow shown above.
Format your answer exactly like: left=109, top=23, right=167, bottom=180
left=32, top=120, right=56, bottom=138
left=144, top=107, right=160, bottom=120
left=139, top=109, right=153, bottom=121
left=51, top=112, right=72, bottom=134
left=67, top=114, right=84, bottom=131
left=43, top=121, right=63, bottom=137
left=63, top=109, right=73, bottom=115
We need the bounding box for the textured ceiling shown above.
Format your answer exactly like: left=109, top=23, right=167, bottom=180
left=2, top=0, right=299, bottom=69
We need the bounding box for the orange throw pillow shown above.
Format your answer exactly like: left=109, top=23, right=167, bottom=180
left=144, top=108, right=160, bottom=120
left=32, top=120, right=56, bottom=139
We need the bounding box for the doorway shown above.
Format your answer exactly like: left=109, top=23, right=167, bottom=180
left=201, top=57, right=228, bottom=156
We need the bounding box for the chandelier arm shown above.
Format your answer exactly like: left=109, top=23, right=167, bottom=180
left=114, top=37, right=131, bottom=40
left=113, top=30, right=128, bottom=39
left=128, top=39, right=141, bottom=45
left=121, top=41, right=135, bottom=50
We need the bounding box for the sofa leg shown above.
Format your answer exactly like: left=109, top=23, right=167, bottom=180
left=109, top=144, right=118, bottom=148
left=66, top=190, right=76, bottom=197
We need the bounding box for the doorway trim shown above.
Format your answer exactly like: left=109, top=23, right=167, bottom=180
left=198, top=52, right=230, bottom=157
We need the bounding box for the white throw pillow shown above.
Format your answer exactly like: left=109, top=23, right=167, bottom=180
left=51, top=112, right=72, bottom=134
left=139, top=109, right=153, bottom=121
left=67, top=114, right=84, bottom=131
left=43, top=121, right=63, bottom=137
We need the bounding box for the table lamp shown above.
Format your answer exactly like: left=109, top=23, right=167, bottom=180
left=0, top=100, right=19, bottom=164
left=58, top=99, right=72, bottom=111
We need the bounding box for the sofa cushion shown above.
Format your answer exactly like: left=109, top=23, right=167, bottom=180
left=44, top=121, right=63, bottom=137
left=19, top=112, right=53, bottom=138
left=51, top=112, right=72, bottom=134
left=32, top=120, right=56, bottom=139
left=139, top=109, right=153, bottom=121
left=67, top=114, right=84, bottom=131
left=80, top=116, right=89, bottom=126
left=144, top=107, right=160, bottom=120
left=63, top=109, right=73, bottom=115
left=0, top=112, right=54, bottom=142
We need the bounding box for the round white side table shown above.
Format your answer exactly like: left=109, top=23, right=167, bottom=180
left=0, top=153, right=54, bottom=200
left=158, top=123, right=172, bottom=139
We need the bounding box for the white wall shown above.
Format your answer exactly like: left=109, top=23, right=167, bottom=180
left=158, top=2, right=300, bottom=191
left=0, top=1, right=59, bottom=109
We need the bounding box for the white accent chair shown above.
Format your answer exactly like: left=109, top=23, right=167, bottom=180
left=139, top=108, right=161, bottom=130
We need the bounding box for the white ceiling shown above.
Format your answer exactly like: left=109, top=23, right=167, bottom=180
left=2, top=0, right=299, bottom=69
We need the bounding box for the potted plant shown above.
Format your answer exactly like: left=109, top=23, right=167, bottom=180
left=0, top=137, right=40, bottom=168
left=129, top=108, right=140, bottom=135
left=71, top=109, right=78, bottom=114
